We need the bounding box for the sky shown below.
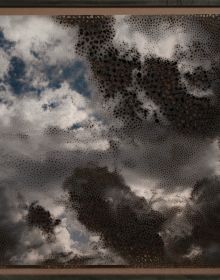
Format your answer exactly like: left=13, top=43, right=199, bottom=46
left=0, top=15, right=219, bottom=267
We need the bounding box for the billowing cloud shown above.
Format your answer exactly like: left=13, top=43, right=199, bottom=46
left=64, top=166, right=165, bottom=266
left=27, top=202, right=61, bottom=239
left=0, top=16, right=110, bottom=265
left=0, top=16, right=77, bottom=63
left=0, top=14, right=219, bottom=266
left=163, top=176, right=220, bottom=266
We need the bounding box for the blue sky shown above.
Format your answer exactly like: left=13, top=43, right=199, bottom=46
left=0, top=29, right=91, bottom=97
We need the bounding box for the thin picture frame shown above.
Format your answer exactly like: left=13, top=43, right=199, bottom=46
left=0, top=0, right=220, bottom=7
left=0, top=3, right=219, bottom=277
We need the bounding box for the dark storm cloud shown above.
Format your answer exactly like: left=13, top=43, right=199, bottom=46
left=56, top=16, right=220, bottom=190
left=165, top=176, right=220, bottom=266
left=0, top=188, right=25, bottom=264
left=113, top=127, right=218, bottom=189
left=53, top=15, right=220, bottom=267
left=27, top=202, right=61, bottom=239
left=0, top=187, right=63, bottom=265
left=64, top=166, right=166, bottom=266
left=42, top=252, right=92, bottom=266
left=1, top=147, right=111, bottom=191
left=57, top=15, right=220, bottom=136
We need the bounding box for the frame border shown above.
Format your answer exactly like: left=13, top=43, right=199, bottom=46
left=0, top=268, right=220, bottom=275
left=0, top=0, right=220, bottom=8
left=0, top=7, right=220, bottom=14
left=0, top=6, right=219, bottom=276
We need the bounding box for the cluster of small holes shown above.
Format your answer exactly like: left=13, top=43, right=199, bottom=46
left=56, top=15, right=220, bottom=137
left=51, top=15, right=220, bottom=266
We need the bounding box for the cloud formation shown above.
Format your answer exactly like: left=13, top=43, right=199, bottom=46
left=0, top=15, right=219, bottom=266
left=64, top=166, right=165, bottom=266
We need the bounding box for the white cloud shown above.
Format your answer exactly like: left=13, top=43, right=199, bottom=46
left=18, top=82, right=89, bottom=130
left=0, top=16, right=77, bottom=64
left=113, top=16, right=188, bottom=60
left=0, top=81, right=109, bottom=160
left=11, top=224, right=78, bottom=265
left=0, top=49, right=9, bottom=78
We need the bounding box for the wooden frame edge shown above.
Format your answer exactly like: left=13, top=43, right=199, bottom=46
left=0, top=268, right=219, bottom=275
left=0, top=7, right=220, bottom=15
